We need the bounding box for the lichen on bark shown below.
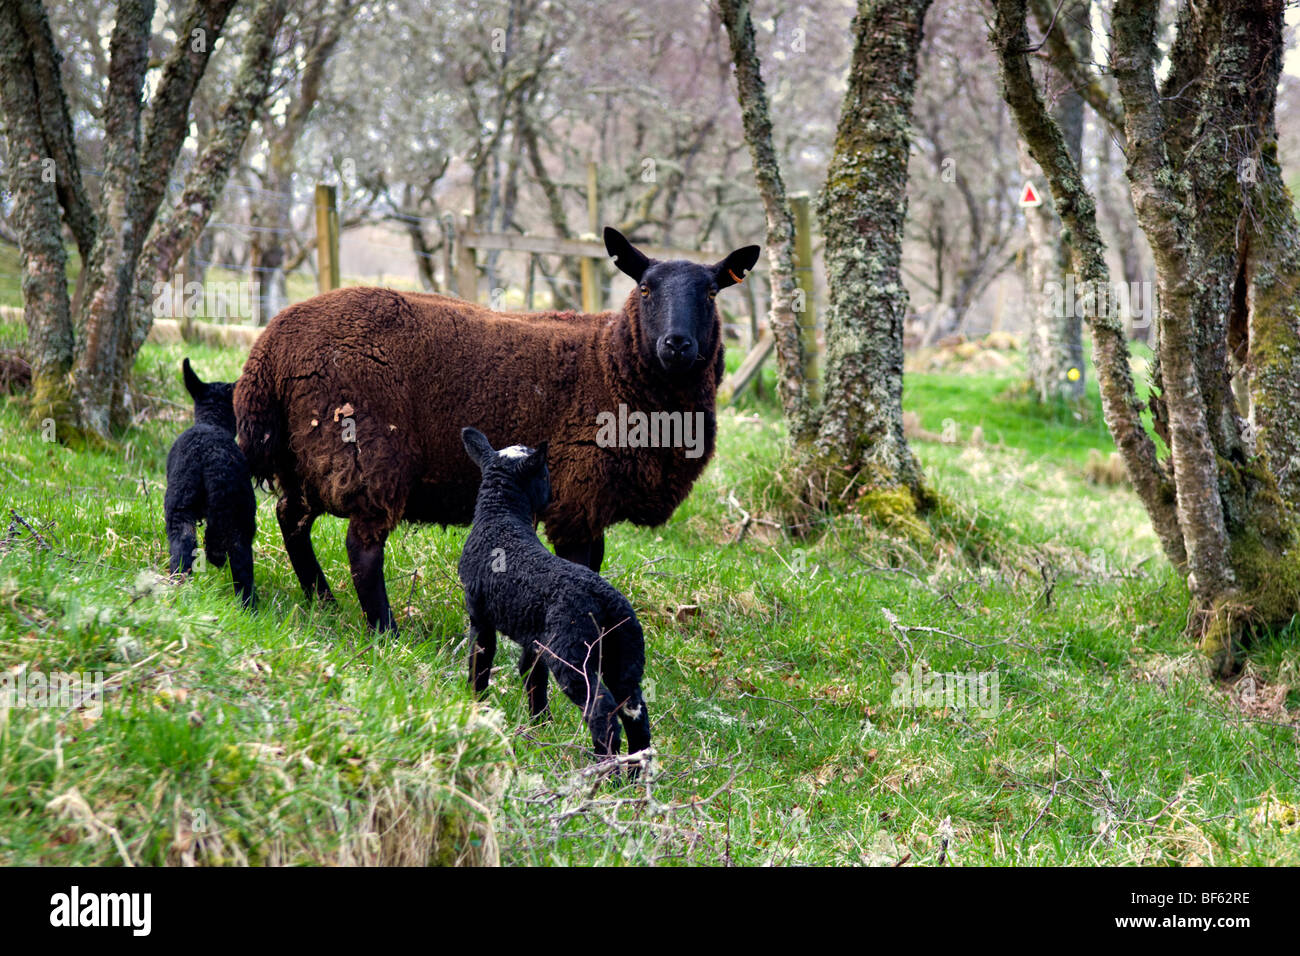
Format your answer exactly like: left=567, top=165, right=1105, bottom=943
left=806, top=0, right=933, bottom=510
left=0, top=0, right=288, bottom=440
left=718, top=0, right=817, bottom=448
left=996, top=0, right=1300, bottom=670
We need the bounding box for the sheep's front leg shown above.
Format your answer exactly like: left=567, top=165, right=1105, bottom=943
left=166, top=511, right=199, bottom=576
left=545, top=651, right=621, bottom=759
left=345, top=519, right=395, bottom=632
left=468, top=614, right=497, bottom=697
left=519, top=642, right=550, bottom=721
left=229, top=535, right=257, bottom=610
left=554, top=533, right=605, bottom=573
left=617, top=691, right=651, bottom=776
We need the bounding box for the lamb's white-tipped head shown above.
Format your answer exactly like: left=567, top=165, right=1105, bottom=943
left=461, top=427, right=553, bottom=520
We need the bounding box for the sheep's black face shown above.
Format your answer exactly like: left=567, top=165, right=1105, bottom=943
left=605, top=228, right=762, bottom=378
left=638, top=261, right=720, bottom=375
left=183, top=358, right=237, bottom=433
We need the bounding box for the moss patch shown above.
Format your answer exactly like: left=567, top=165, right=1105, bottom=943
left=855, top=487, right=932, bottom=546
left=23, top=370, right=113, bottom=452
left=1198, top=456, right=1300, bottom=673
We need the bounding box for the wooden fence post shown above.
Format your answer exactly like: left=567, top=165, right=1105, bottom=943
left=790, top=192, right=820, bottom=405
left=440, top=213, right=454, bottom=294
left=455, top=213, right=478, bottom=302
left=579, top=160, right=601, bottom=313
left=315, top=184, right=340, bottom=293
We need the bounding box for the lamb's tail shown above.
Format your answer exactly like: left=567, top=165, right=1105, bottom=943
left=233, top=345, right=283, bottom=491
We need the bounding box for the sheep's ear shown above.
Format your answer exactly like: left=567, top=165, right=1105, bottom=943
left=713, top=245, right=762, bottom=290
left=182, top=358, right=206, bottom=401
left=528, top=441, right=549, bottom=470
left=605, top=227, right=650, bottom=282
left=461, top=427, right=495, bottom=470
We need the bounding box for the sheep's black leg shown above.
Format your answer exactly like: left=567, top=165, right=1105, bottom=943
left=345, top=519, right=395, bottom=633
left=519, top=643, right=550, bottom=721
left=553, top=540, right=587, bottom=568
left=204, top=526, right=229, bottom=569
left=277, top=496, right=333, bottom=603
left=605, top=635, right=650, bottom=777
left=166, top=511, right=199, bottom=575
left=554, top=533, right=604, bottom=573
left=609, top=657, right=651, bottom=756
left=468, top=615, right=497, bottom=697
left=544, top=650, right=621, bottom=759
left=229, top=535, right=257, bottom=610
left=616, top=691, right=651, bottom=775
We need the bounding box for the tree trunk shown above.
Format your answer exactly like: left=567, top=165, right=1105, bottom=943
left=996, top=0, right=1300, bottom=670
left=1018, top=140, right=1066, bottom=399
left=1096, top=131, right=1148, bottom=342
left=127, top=0, right=287, bottom=398
left=718, top=0, right=816, bottom=447
left=808, top=0, right=932, bottom=507
left=0, top=0, right=288, bottom=440
left=992, top=0, right=1187, bottom=567
left=0, top=0, right=74, bottom=434
left=519, top=110, right=583, bottom=309
left=404, top=218, right=440, bottom=293
left=68, top=0, right=156, bottom=438
left=12, top=0, right=96, bottom=261
left=1020, top=0, right=1087, bottom=402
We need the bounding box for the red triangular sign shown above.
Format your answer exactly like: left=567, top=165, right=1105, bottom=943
left=1019, top=182, right=1043, bottom=207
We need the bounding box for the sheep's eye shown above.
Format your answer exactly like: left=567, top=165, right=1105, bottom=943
left=708, top=289, right=717, bottom=299
left=640, top=286, right=649, bottom=297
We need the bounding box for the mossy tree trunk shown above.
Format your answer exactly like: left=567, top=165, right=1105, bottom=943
left=1019, top=0, right=1088, bottom=403
left=719, top=0, right=931, bottom=506
left=994, top=0, right=1300, bottom=670
left=68, top=0, right=160, bottom=438
left=0, top=0, right=77, bottom=437
left=718, top=0, right=817, bottom=448
left=127, top=0, right=287, bottom=371
left=0, top=0, right=286, bottom=441
left=992, top=0, right=1185, bottom=563
left=806, top=0, right=932, bottom=508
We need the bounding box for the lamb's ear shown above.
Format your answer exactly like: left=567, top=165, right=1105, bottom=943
left=605, top=227, right=650, bottom=282
left=713, top=245, right=762, bottom=290
left=182, top=358, right=205, bottom=401
left=461, top=427, right=496, bottom=470
left=528, top=441, right=549, bottom=470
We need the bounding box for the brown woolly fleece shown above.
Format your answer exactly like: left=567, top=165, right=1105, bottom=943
left=234, top=285, right=725, bottom=617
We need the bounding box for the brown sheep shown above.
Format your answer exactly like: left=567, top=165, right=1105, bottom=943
left=234, top=228, right=760, bottom=631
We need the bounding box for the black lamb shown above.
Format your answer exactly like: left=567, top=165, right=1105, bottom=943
left=458, top=426, right=651, bottom=771
left=165, top=358, right=257, bottom=609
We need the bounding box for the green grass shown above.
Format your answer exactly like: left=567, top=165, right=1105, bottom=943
left=2, top=326, right=1299, bottom=866
left=0, top=242, right=29, bottom=312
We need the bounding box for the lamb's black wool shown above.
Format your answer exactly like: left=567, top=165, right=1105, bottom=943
left=458, top=427, right=650, bottom=769
left=165, top=359, right=257, bottom=608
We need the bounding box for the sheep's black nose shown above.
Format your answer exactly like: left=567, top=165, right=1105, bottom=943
left=663, top=334, right=694, bottom=354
